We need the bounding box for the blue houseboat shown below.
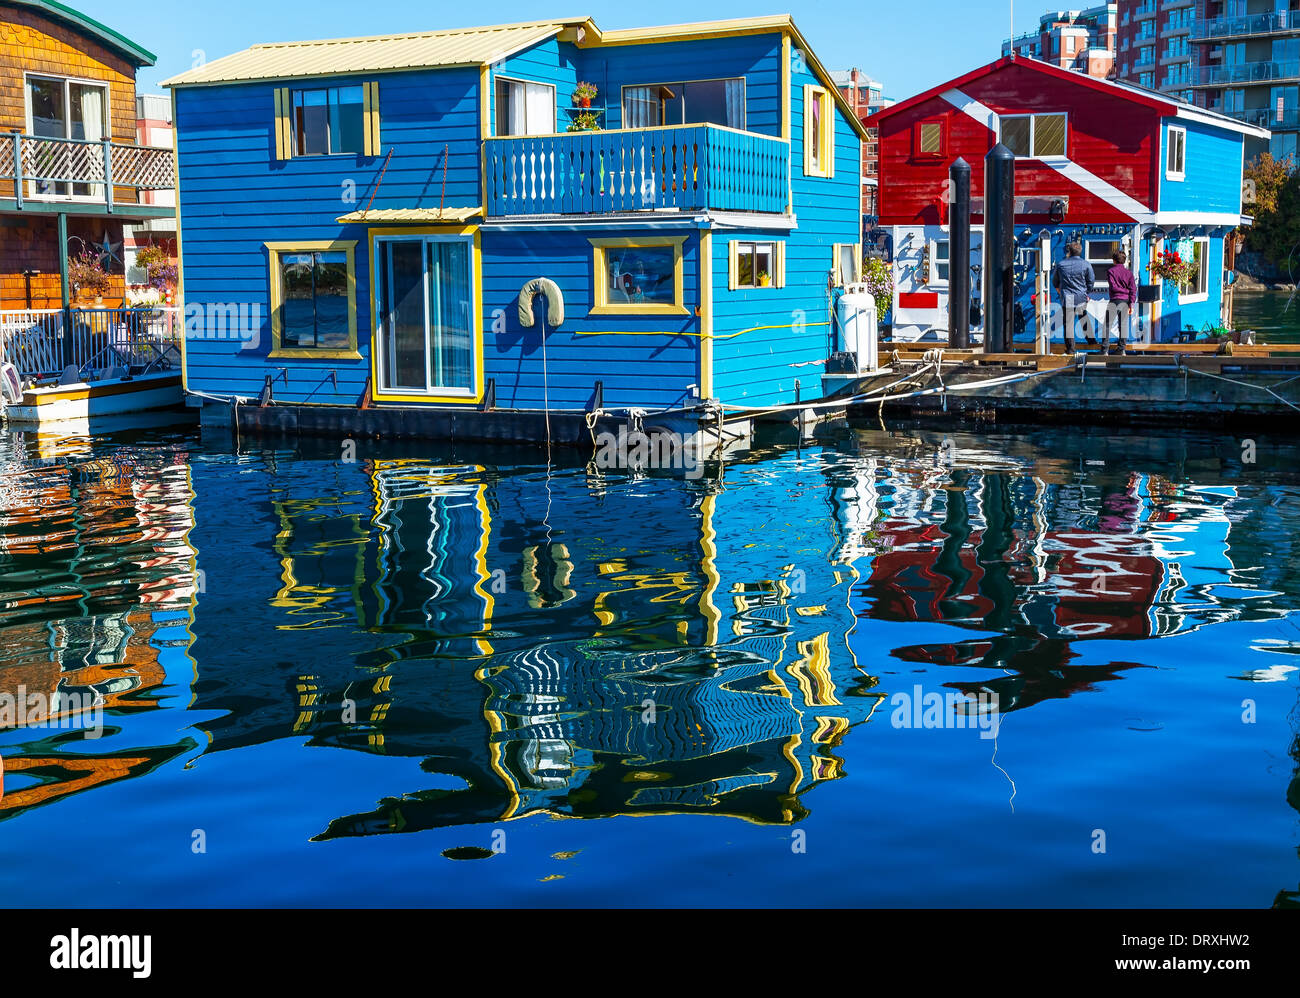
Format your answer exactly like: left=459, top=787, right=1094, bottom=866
left=163, top=16, right=866, bottom=443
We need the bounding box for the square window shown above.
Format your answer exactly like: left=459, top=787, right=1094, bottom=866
left=735, top=242, right=776, bottom=288
left=1166, top=126, right=1186, bottom=178
left=1033, top=113, right=1067, bottom=157
left=269, top=242, right=358, bottom=358
left=292, top=85, right=366, bottom=156
left=1001, top=116, right=1032, bottom=156
left=591, top=238, right=688, bottom=314
left=919, top=122, right=942, bottom=155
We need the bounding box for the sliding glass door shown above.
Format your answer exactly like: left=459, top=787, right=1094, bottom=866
left=375, top=235, right=476, bottom=398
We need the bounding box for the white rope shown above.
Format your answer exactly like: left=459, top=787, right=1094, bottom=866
left=1181, top=363, right=1300, bottom=413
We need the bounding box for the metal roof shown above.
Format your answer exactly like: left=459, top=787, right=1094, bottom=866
left=161, top=19, right=590, bottom=87
left=6, top=0, right=157, bottom=67
left=336, top=206, right=482, bottom=224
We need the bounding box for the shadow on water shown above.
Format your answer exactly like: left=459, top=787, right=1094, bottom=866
left=1, top=415, right=1299, bottom=904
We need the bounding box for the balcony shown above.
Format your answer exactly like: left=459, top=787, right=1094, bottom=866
left=1216, top=106, right=1300, bottom=129
left=1192, top=10, right=1300, bottom=43
left=1192, top=59, right=1300, bottom=86
left=1134, top=4, right=1157, bottom=20
left=1, top=132, right=175, bottom=217
left=1133, top=54, right=1157, bottom=69
left=483, top=124, right=790, bottom=218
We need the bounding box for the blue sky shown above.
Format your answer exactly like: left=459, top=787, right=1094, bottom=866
left=79, top=0, right=1037, bottom=103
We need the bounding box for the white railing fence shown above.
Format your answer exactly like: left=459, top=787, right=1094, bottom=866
left=0, top=307, right=182, bottom=381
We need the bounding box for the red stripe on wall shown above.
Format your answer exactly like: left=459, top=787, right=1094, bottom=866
left=899, top=292, right=940, bottom=308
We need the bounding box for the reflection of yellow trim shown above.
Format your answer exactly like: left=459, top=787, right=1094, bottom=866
left=812, top=715, right=849, bottom=745
left=171, top=87, right=188, bottom=394
left=367, top=225, right=485, bottom=404
left=698, top=493, right=720, bottom=647
left=478, top=665, right=522, bottom=820
left=589, top=235, right=689, bottom=316
left=788, top=632, right=839, bottom=707
left=471, top=486, right=495, bottom=656
left=266, top=239, right=360, bottom=359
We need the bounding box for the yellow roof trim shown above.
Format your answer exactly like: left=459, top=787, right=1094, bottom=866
left=336, top=206, right=483, bottom=224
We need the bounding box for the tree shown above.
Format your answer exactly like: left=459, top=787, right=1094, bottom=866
left=1242, top=153, right=1300, bottom=271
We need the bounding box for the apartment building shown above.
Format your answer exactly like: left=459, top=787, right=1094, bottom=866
left=1003, top=5, right=1119, bottom=78
left=832, top=68, right=893, bottom=216
left=1115, top=1, right=1197, bottom=100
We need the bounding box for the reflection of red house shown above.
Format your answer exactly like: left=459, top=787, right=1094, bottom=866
left=863, top=523, right=1165, bottom=640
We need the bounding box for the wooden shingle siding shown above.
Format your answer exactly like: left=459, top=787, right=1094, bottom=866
left=480, top=228, right=700, bottom=411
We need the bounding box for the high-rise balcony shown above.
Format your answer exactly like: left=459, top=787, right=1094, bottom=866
left=1217, top=105, right=1300, bottom=129
left=1192, top=59, right=1300, bottom=86
left=1192, top=10, right=1300, bottom=43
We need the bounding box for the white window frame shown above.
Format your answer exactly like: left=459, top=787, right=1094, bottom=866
left=928, top=238, right=950, bottom=287
left=732, top=240, right=780, bottom=289
left=1166, top=125, right=1187, bottom=181
left=494, top=75, right=558, bottom=136
left=619, top=77, right=747, bottom=130
left=998, top=112, right=1069, bottom=160
left=23, top=71, right=111, bottom=201
left=1177, top=236, right=1209, bottom=304
left=1084, top=239, right=1124, bottom=291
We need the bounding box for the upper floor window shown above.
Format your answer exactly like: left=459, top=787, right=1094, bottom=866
left=267, top=240, right=359, bottom=359
left=1000, top=112, right=1067, bottom=158
left=496, top=77, right=555, bottom=136
left=25, top=74, right=109, bottom=198
left=804, top=85, right=834, bottom=178
left=273, top=83, right=379, bottom=160
left=914, top=119, right=945, bottom=159
left=1166, top=125, right=1186, bottom=180
left=621, top=78, right=745, bottom=129
left=292, top=85, right=365, bottom=155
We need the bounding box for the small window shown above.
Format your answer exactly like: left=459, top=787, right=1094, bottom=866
left=1085, top=240, right=1123, bottom=289
left=268, top=241, right=359, bottom=359
left=833, top=243, right=861, bottom=286
left=735, top=242, right=775, bottom=288
left=915, top=120, right=944, bottom=158
left=291, top=85, right=365, bottom=155
left=1178, top=237, right=1209, bottom=302
left=930, top=239, right=950, bottom=285
left=496, top=77, right=556, bottom=136
left=1166, top=126, right=1186, bottom=180
left=1000, top=113, right=1067, bottom=158
left=590, top=237, right=688, bottom=315
left=805, top=85, right=834, bottom=178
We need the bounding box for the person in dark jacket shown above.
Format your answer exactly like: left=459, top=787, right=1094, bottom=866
left=1105, top=249, right=1137, bottom=354
left=1052, top=241, right=1095, bottom=353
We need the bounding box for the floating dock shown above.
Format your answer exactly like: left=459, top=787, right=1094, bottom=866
left=822, top=343, right=1300, bottom=426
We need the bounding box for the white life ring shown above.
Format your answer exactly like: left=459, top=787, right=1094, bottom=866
left=0, top=363, right=21, bottom=406
left=518, top=277, right=564, bottom=328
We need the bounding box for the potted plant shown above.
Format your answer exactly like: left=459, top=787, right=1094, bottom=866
left=757, top=270, right=772, bottom=287
left=135, top=243, right=177, bottom=292
left=566, top=110, right=600, bottom=132
left=573, top=81, right=598, bottom=108
left=69, top=250, right=113, bottom=306
left=1148, top=249, right=1197, bottom=289
left=860, top=256, right=894, bottom=324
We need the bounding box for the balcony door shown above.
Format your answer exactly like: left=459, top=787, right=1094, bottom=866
left=375, top=235, right=476, bottom=398
left=25, top=74, right=109, bottom=199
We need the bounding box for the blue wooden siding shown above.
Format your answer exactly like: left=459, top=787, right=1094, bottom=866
left=1159, top=118, right=1244, bottom=215
left=481, top=227, right=700, bottom=411
left=176, top=70, right=482, bottom=405
left=489, top=37, right=582, bottom=132
left=1158, top=234, right=1225, bottom=339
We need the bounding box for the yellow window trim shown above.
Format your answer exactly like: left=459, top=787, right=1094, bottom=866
left=803, top=84, right=834, bottom=179
left=728, top=238, right=786, bottom=290
left=589, top=235, right=689, bottom=316
left=367, top=226, right=486, bottom=405
left=275, top=82, right=379, bottom=160
left=266, top=239, right=361, bottom=360
left=832, top=242, right=861, bottom=286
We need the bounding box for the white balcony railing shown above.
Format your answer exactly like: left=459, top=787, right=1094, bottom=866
left=0, top=307, right=182, bottom=381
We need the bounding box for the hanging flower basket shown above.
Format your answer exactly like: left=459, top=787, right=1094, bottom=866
left=1148, top=249, right=1196, bottom=287
left=573, top=81, right=598, bottom=108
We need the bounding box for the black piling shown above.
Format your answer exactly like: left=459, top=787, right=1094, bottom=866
left=948, top=158, right=971, bottom=350
left=983, top=143, right=1015, bottom=354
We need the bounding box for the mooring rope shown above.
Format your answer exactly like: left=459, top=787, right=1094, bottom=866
left=1180, top=363, right=1300, bottom=413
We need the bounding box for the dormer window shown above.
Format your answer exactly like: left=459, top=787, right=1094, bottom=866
left=999, top=112, right=1067, bottom=158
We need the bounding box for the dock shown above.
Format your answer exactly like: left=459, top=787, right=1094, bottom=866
left=822, top=342, right=1300, bottom=425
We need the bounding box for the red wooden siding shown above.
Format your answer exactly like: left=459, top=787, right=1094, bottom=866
left=875, top=60, right=1163, bottom=226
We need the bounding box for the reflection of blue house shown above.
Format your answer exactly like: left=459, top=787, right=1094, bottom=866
left=165, top=16, right=866, bottom=430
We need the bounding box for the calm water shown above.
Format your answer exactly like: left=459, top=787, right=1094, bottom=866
left=1235, top=289, right=1300, bottom=343
left=1, top=419, right=1298, bottom=908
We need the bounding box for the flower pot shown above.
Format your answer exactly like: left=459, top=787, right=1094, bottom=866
left=578, top=96, right=592, bottom=108
left=758, top=276, right=771, bottom=287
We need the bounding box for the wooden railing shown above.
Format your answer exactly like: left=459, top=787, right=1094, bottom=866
left=1, top=307, right=181, bottom=381
left=484, top=123, right=790, bottom=217
left=1, top=132, right=174, bottom=213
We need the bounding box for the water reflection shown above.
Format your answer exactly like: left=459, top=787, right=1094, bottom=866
left=1, top=420, right=1298, bottom=904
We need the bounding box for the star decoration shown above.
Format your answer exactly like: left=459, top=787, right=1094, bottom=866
left=94, top=232, right=122, bottom=267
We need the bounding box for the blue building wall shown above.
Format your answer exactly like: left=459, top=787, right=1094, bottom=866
left=1158, top=233, right=1226, bottom=338
left=1158, top=118, right=1244, bottom=216
left=481, top=227, right=701, bottom=411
